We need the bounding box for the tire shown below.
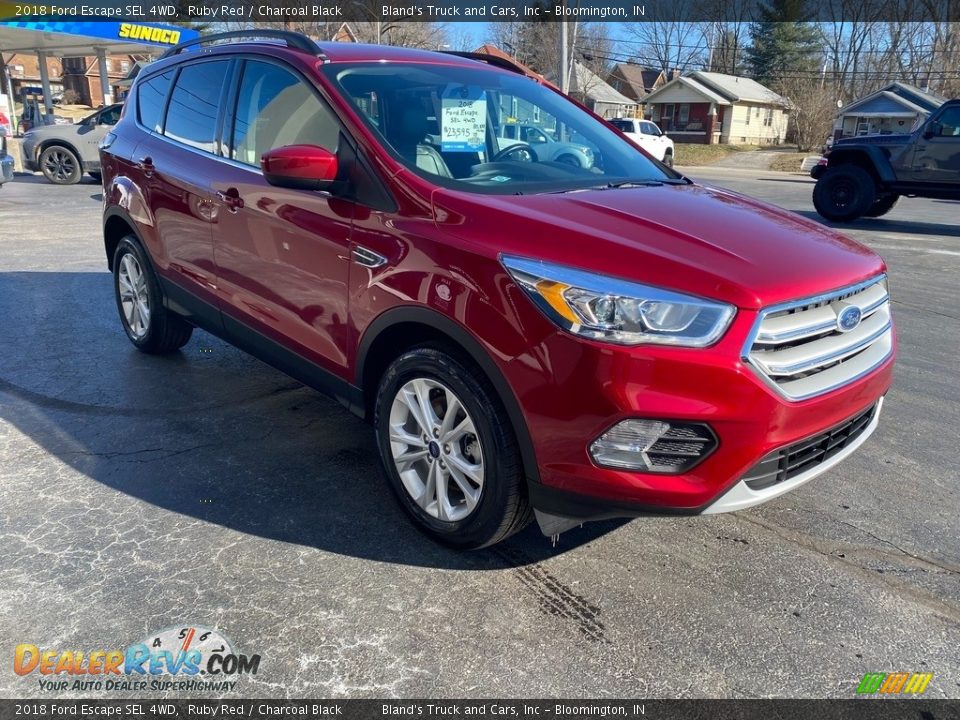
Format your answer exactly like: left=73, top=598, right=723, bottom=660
left=662, top=149, right=674, bottom=168
left=812, top=164, right=877, bottom=222
left=39, top=145, right=82, bottom=185
left=864, top=194, right=899, bottom=218
left=374, top=346, right=532, bottom=549
left=112, top=235, right=193, bottom=354
left=555, top=153, right=581, bottom=168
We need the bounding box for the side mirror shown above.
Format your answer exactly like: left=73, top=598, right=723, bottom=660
left=261, top=144, right=338, bottom=191
left=923, top=122, right=941, bottom=139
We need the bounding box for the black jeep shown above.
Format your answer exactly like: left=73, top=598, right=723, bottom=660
left=812, top=99, right=960, bottom=222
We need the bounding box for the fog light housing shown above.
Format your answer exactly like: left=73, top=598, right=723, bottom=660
left=589, top=420, right=717, bottom=473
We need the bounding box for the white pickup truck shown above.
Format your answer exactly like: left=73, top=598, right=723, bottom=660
left=609, top=118, right=675, bottom=167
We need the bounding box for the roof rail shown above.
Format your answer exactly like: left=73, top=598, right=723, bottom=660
left=159, top=29, right=321, bottom=60
left=441, top=51, right=532, bottom=78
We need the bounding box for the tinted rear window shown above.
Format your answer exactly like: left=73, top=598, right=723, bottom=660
left=609, top=119, right=632, bottom=132
left=137, top=70, right=174, bottom=133
left=164, top=60, right=229, bottom=153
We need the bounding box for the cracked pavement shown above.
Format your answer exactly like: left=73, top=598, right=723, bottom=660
left=0, top=171, right=958, bottom=699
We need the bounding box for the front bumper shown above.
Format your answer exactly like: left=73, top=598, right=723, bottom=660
left=21, top=142, right=38, bottom=172
left=516, top=307, right=895, bottom=521
left=0, top=154, right=13, bottom=185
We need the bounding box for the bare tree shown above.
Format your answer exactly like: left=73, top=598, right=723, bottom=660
left=624, top=8, right=711, bottom=75
left=778, top=75, right=837, bottom=151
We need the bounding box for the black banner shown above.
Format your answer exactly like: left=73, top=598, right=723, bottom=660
left=2, top=0, right=959, bottom=23
left=0, top=700, right=959, bottom=720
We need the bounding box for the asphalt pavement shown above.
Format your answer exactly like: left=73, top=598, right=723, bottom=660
left=0, top=169, right=958, bottom=699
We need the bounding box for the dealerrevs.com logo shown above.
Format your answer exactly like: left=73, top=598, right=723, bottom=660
left=14, top=625, right=260, bottom=693
left=856, top=672, right=933, bottom=695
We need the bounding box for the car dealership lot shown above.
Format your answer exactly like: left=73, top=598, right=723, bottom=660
left=1, top=171, right=957, bottom=698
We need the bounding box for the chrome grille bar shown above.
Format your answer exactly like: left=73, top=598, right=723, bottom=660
left=743, top=275, right=893, bottom=401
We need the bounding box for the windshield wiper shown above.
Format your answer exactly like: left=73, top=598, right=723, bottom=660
left=605, top=177, right=691, bottom=189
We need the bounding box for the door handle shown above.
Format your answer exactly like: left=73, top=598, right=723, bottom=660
left=135, top=156, right=154, bottom=177
left=215, top=188, right=245, bottom=212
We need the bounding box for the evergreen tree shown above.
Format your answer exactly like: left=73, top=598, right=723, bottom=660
left=746, top=0, right=821, bottom=88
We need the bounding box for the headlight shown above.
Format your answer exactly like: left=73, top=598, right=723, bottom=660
left=502, top=256, right=735, bottom=347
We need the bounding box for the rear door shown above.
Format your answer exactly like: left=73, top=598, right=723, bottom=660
left=211, top=57, right=354, bottom=378
left=135, top=58, right=233, bottom=315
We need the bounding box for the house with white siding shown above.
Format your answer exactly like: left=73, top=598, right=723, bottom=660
left=641, top=71, right=789, bottom=145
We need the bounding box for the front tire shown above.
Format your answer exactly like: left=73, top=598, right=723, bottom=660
left=864, top=194, right=899, bottom=218
left=813, top=165, right=877, bottom=222
left=113, top=235, right=193, bottom=354
left=40, top=145, right=82, bottom=185
left=374, top=346, right=532, bottom=549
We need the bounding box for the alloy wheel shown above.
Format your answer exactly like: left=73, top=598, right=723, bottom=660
left=388, top=378, right=484, bottom=522
left=42, top=149, right=76, bottom=182
left=118, top=253, right=151, bottom=339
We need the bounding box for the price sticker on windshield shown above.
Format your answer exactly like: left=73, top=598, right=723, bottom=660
left=441, top=86, right=486, bottom=152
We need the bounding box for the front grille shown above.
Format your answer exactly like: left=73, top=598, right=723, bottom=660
left=742, top=403, right=877, bottom=490
left=744, top=276, right=893, bottom=400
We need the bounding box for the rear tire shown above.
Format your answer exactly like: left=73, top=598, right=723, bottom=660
left=813, top=165, right=877, bottom=222
left=374, top=346, right=532, bottom=549
left=662, top=149, right=674, bottom=168
left=39, top=145, right=82, bottom=185
left=864, top=194, right=899, bottom=218
left=113, top=235, right=193, bottom=354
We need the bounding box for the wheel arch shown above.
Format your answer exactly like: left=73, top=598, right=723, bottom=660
left=827, top=147, right=896, bottom=185
left=103, top=207, right=142, bottom=272
left=356, top=306, right=541, bottom=485
left=37, top=138, right=83, bottom=165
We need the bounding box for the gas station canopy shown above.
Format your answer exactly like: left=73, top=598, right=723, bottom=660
left=0, top=20, right=198, bottom=56
left=1, top=21, right=199, bottom=114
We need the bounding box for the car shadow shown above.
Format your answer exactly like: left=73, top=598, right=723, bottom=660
left=0, top=271, right=629, bottom=570
left=10, top=172, right=102, bottom=186
left=758, top=176, right=814, bottom=184
left=794, top=210, right=960, bottom=238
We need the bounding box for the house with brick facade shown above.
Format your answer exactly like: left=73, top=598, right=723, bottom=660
left=642, top=71, right=789, bottom=145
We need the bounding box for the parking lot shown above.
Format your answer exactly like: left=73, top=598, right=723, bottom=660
left=1, top=168, right=958, bottom=698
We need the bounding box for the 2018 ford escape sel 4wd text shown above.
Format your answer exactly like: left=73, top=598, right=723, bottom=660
left=99, top=31, right=895, bottom=549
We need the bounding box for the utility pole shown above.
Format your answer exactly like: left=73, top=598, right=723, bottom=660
left=560, top=18, right=569, bottom=94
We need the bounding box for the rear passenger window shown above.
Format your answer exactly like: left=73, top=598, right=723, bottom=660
left=137, top=70, right=174, bottom=133
left=231, top=60, right=339, bottom=167
left=164, top=60, right=229, bottom=153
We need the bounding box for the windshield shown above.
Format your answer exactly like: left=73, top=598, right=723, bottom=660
left=324, top=62, right=675, bottom=194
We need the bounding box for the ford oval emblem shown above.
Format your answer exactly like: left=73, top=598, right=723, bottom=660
left=837, top=306, right=862, bottom=333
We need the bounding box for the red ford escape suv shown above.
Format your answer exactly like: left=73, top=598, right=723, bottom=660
left=100, top=31, right=895, bottom=548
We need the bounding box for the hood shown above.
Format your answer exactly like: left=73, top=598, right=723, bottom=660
left=834, top=133, right=911, bottom=146
left=435, top=182, right=884, bottom=310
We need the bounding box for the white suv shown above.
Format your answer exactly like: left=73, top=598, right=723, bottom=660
left=609, top=118, right=674, bottom=167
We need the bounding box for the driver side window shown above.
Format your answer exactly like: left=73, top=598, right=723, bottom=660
left=934, top=108, right=960, bottom=137
left=231, top=60, right=340, bottom=167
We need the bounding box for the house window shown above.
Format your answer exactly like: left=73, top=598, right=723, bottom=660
left=679, top=104, right=689, bottom=125
left=651, top=105, right=660, bottom=121
left=764, top=107, right=773, bottom=127
left=120, top=60, right=130, bottom=73
left=12, top=64, right=24, bottom=76
left=744, top=105, right=750, bottom=125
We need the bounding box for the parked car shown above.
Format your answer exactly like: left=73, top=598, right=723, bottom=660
left=495, top=122, right=595, bottom=168
left=22, top=103, right=122, bottom=184
left=100, top=31, right=894, bottom=549
left=608, top=118, right=675, bottom=167
left=0, top=126, right=14, bottom=188
left=813, top=99, right=960, bottom=221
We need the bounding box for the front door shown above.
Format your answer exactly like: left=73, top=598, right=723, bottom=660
left=908, top=106, right=960, bottom=185
left=211, top=58, right=354, bottom=378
